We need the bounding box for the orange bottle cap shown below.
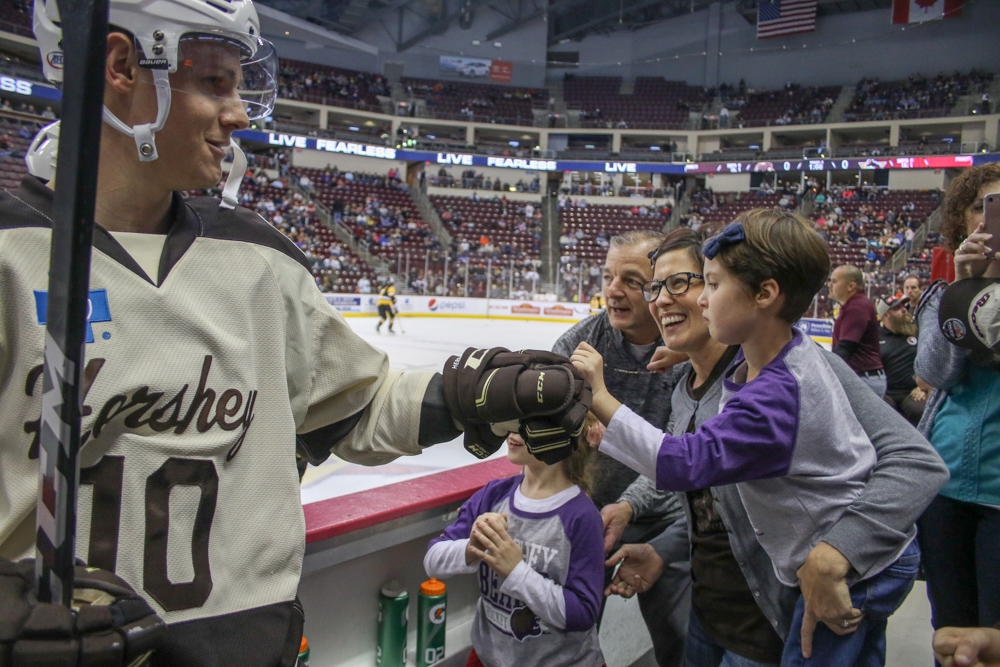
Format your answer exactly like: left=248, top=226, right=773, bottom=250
left=421, top=578, right=446, bottom=596
left=300, top=636, right=309, bottom=652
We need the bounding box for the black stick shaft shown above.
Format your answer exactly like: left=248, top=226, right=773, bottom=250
left=35, top=0, right=109, bottom=606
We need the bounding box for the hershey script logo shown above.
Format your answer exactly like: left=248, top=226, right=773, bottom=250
left=24, top=355, right=257, bottom=462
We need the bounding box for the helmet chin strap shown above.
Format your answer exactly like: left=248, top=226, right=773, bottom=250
left=102, top=69, right=171, bottom=162
left=220, top=141, right=247, bottom=210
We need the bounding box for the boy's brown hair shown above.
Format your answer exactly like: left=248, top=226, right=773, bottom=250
left=709, top=208, right=830, bottom=324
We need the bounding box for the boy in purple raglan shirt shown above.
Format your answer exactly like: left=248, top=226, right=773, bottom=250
left=573, top=209, right=921, bottom=666
left=425, top=430, right=606, bottom=667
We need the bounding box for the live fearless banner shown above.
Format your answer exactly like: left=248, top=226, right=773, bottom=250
left=891, top=0, right=962, bottom=24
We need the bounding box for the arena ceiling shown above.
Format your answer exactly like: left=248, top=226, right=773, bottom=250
left=254, top=0, right=893, bottom=50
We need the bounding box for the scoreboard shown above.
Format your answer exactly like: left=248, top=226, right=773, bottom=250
left=681, top=155, right=976, bottom=174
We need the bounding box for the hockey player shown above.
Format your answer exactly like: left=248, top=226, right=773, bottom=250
left=376, top=279, right=397, bottom=333
left=0, top=1, right=590, bottom=665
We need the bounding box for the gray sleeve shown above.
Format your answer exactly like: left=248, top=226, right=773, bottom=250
left=618, top=474, right=674, bottom=520
left=819, top=349, right=949, bottom=579
left=552, top=321, right=587, bottom=357
left=914, top=290, right=968, bottom=391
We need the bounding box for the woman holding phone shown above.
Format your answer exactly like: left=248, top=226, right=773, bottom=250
left=914, top=161, right=1000, bottom=633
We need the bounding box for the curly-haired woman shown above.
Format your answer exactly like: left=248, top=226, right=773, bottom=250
left=915, top=161, right=1000, bottom=632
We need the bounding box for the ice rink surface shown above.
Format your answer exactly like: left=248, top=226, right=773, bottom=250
left=300, top=316, right=576, bottom=505
left=301, top=315, right=934, bottom=666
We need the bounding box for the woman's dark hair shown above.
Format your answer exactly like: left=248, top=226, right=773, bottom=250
left=941, top=163, right=1000, bottom=252
left=648, top=226, right=717, bottom=270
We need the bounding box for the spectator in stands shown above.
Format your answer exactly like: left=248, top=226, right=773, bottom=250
left=902, top=275, right=922, bottom=313
left=829, top=264, right=886, bottom=397
left=553, top=230, right=691, bottom=667
left=915, top=162, right=1000, bottom=636
left=877, top=296, right=924, bottom=426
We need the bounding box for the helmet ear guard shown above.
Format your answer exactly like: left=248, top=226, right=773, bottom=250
left=25, top=120, right=60, bottom=182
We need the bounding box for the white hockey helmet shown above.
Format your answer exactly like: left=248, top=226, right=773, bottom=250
left=32, top=0, right=275, bottom=207
left=34, top=0, right=266, bottom=81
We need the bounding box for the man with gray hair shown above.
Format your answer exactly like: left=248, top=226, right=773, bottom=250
left=829, top=264, right=886, bottom=396
left=554, top=230, right=691, bottom=666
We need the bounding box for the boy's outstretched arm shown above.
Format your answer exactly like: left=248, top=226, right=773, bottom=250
left=571, top=342, right=622, bottom=425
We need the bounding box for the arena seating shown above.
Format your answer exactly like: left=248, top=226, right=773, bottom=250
left=0, top=2, right=31, bottom=38
left=277, top=58, right=389, bottom=112
left=237, top=177, right=378, bottom=293
left=565, top=75, right=705, bottom=130
left=843, top=70, right=993, bottom=122
left=905, top=230, right=939, bottom=279
left=691, top=191, right=786, bottom=227
left=733, top=86, right=840, bottom=127
left=0, top=114, right=47, bottom=189
left=431, top=194, right=541, bottom=260
left=808, top=189, right=941, bottom=316
left=559, top=202, right=669, bottom=262
left=289, top=168, right=442, bottom=269
left=401, top=78, right=546, bottom=126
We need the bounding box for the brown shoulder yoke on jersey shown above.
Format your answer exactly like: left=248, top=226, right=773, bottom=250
left=0, top=176, right=311, bottom=286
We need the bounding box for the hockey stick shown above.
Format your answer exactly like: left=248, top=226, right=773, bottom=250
left=35, top=0, right=109, bottom=605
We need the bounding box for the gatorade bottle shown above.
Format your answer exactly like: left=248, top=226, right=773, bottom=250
left=376, top=581, right=408, bottom=667
left=296, top=636, right=310, bottom=666
left=417, top=578, right=447, bottom=667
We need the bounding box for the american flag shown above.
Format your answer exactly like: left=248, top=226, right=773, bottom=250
left=757, top=0, right=817, bottom=39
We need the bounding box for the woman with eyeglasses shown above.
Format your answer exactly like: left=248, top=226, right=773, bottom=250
left=606, top=227, right=946, bottom=667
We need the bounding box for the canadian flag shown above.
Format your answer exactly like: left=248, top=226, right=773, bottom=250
left=892, top=0, right=962, bottom=24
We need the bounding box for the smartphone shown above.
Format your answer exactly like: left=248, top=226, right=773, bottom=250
left=985, top=192, right=1000, bottom=258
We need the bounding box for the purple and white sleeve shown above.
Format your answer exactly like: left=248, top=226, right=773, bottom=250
left=425, top=483, right=495, bottom=578
left=602, top=377, right=799, bottom=491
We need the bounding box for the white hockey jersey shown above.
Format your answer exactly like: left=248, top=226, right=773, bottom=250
left=0, top=176, right=435, bottom=665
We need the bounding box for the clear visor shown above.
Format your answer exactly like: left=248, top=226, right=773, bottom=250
left=154, top=33, right=277, bottom=121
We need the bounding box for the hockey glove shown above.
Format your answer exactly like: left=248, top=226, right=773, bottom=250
left=441, top=347, right=592, bottom=462
left=0, top=558, right=165, bottom=667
